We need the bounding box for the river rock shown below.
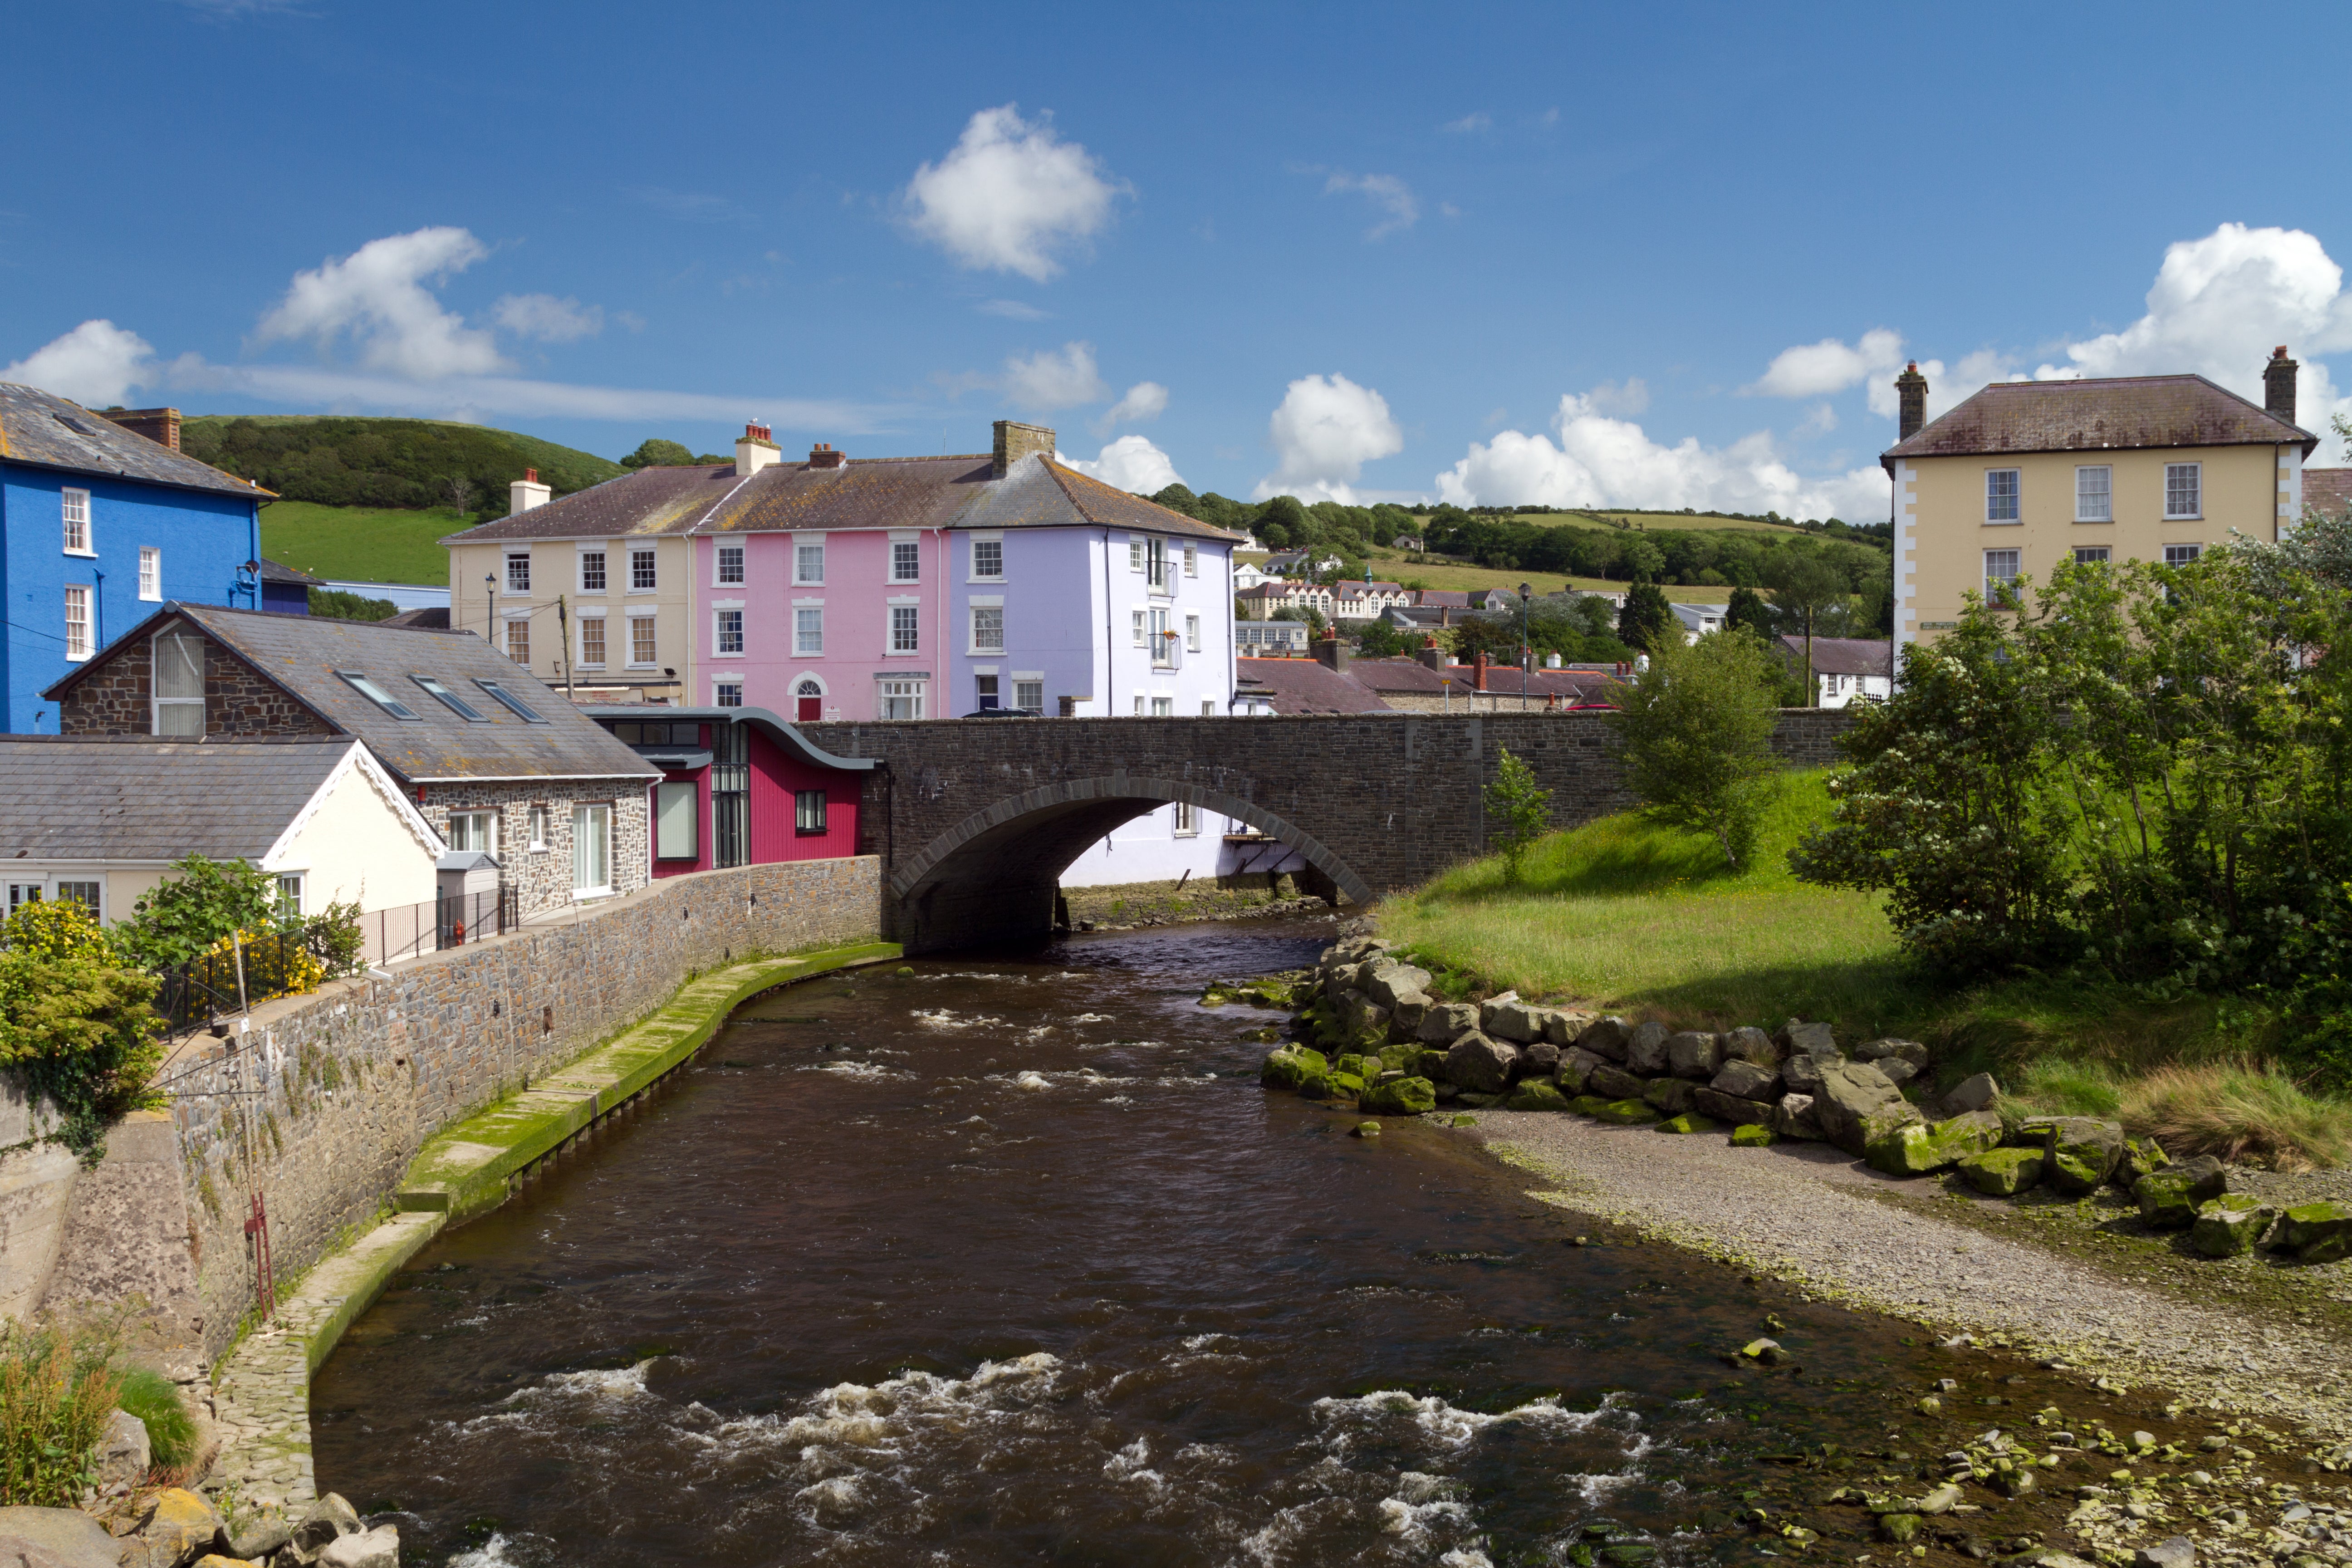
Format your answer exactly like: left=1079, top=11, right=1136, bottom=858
left=1625, top=1021, right=1672, bottom=1075
left=1587, top=1064, right=1647, bottom=1101
left=2134, top=1157, right=2226, bottom=1228
left=1941, top=1072, right=2001, bottom=1115
left=2191, top=1194, right=2278, bottom=1258
left=1876, top=1058, right=1919, bottom=1087
left=98, top=1406, right=150, bottom=1487
left=1695, top=1087, right=1769, bottom=1125
left=1855, top=1038, right=1929, bottom=1069
left=1774, top=1093, right=1822, bottom=1141
left=1958, top=1146, right=2045, bottom=1196
left=1709, top=1059, right=1781, bottom=1102
left=1361, top=1076, right=1437, bottom=1116
left=1777, top=1019, right=1840, bottom=1059
left=1866, top=1110, right=2001, bottom=1177
left=1542, top=1009, right=1597, bottom=1047
left=1387, top=996, right=1430, bottom=1040
left=1666, top=1031, right=1724, bottom=1080
left=0, top=1510, right=118, bottom=1568
left=2136, top=1538, right=2196, bottom=1568
left=1259, top=1046, right=1327, bottom=1091
left=1592, top=1098, right=1660, bottom=1125
left=1730, top=1123, right=1775, bottom=1147
left=1360, top=962, right=1432, bottom=1009
left=1656, top=1112, right=1716, bottom=1134
left=1555, top=1047, right=1607, bottom=1094
left=1321, top=963, right=1362, bottom=1001
left=1416, top=1002, right=1480, bottom=1046
left=1782, top=1054, right=1827, bottom=1096
left=1643, top=1078, right=1697, bottom=1116
left=2117, top=1135, right=2171, bottom=1188
left=1340, top=992, right=1391, bottom=1045
left=1576, top=1017, right=1632, bottom=1062
left=317, top=1526, right=400, bottom=1568
left=1720, top=1025, right=1781, bottom=1068
left=1505, top=1081, right=1571, bottom=1112
left=1444, top=1032, right=1521, bottom=1095
left=2276, top=1199, right=2352, bottom=1262
left=1811, top=1060, right=1914, bottom=1155
left=137, top=1490, right=228, bottom=1565
left=2044, top=1118, right=2127, bottom=1194
left=1482, top=997, right=1553, bottom=1044
left=228, top=1517, right=296, bottom=1564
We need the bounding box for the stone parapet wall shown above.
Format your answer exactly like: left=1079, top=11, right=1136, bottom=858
left=165, top=856, right=881, bottom=1357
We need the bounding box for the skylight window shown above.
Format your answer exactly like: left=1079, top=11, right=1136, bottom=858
left=412, top=675, right=486, bottom=721
left=474, top=678, right=548, bottom=723
left=337, top=671, right=420, bottom=720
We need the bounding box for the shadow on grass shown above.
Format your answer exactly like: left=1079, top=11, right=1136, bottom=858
left=1620, top=952, right=1944, bottom=1035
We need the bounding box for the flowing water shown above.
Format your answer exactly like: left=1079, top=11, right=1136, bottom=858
left=310, top=917, right=2105, bottom=1567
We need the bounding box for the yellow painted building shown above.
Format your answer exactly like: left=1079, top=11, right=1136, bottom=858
left=1882, top=349, right=2320, bottom=657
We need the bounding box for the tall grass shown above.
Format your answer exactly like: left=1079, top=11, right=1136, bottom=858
left=116, top=1367, right=197, bottom=1473
left=0, top=1317, right=122, bottom=1506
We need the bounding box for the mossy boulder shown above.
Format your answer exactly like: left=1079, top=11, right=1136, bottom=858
left=2191, top=1194, right=2278, bottom=1258
left=2117, top=1135, right=2171, bottom=1187
left=1866, top=1109, right=2003, bottom=1177
left=1642, top=1077, right=1697, bottom=1116
left=2043, top=1117, right=2126, bottom=1194
left=1593, top=1098, right=1661, bottom=1126
left=1879, top=1514, right=1923, bottom=1544
left=2133, top=1156, right=2226, bottom=1229
left=1328, top=1072, right=1367, bottom=1098
left=1361, top=1075, right=1437, bottom=1116
left=1504, top=1080, right=1572, bottom=1112
left=2276, top=1200, right=2352, bottom=1262
left=1730, top=1123, right=1776, bottom=1147
left=1657, top=1112, right=1718, bottom=1135
left=1957, top=1146, right=2046, bottom=1197
left=1568, top=1095, right=1613, bottom=1116
left=1260, top=1045, right=1328, bottom=1091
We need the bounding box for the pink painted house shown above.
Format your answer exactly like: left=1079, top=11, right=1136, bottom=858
left=582, top=705, right=875, bottom=876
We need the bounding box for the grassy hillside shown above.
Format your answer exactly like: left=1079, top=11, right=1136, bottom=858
left=259, top=502, right=471, bottom=586
left=1369, top=554, right=1734, bottom=604
left=1412, top=508, right=1805, bottom=536
left=183, top=415, right=621, bottom=514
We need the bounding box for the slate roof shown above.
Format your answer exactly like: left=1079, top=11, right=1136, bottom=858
left=2305, top=468, right=2352, bottom=519
left=443, top=451, right=1243, bottom=546
left=0, top=738, right=358, bottom=861
left=1779, top=635, right=1891, bottom=677
left=1234, top=658, right=1393, bottom=715
left=1882, top=375, right=2317, bottom=470
left=260, top=558, right=323, bottom=586
left=0, top=381, right=270, bottom=500
left=44, top=603, right=656, bottom=785
left=1347, top=657, right=1618, bottom=701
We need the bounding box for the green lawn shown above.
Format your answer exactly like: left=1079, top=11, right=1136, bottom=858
left=259, top=502, right=470, bottom=586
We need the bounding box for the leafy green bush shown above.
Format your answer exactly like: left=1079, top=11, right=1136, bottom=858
left=1482, top=747, right=1552, bottom=887
left=0, top=1316, right=121, bottom=1506
left=114, top=1367, right=196, bottom=1471
left=0, top=902, right=162, bottom=1161
left=1606, top=629, right=1784, bottom=869
left=307, top=587, right=397, bottom=620
left=114, top=856, right=284, bottom=971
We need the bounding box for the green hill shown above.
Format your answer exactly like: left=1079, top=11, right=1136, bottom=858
left=259, top=501, right=472, bottom=587
left=181, top=415, right=622, bottom=516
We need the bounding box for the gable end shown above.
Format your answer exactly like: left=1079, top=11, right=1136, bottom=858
left=56, top=613, right=339, bottom=739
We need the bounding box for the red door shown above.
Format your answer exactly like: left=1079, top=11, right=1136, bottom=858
left=797, top=695, right=822, bottom=720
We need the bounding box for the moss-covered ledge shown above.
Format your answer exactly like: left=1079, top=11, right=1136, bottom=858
left=398, top=942, right=898, bottom=1223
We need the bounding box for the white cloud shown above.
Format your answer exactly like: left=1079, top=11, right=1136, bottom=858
left=1440, top=113, right=1491, bottom=134
left=1434, top=391, right=1886, bottom=523
left=978, top=299, right=1050, bottom=320
left=1058, top=434, right=1182, bottom=493
left=1094, top=380, right=1167, bottom=435
left=1794, top=402, right=1838, bottom=437
left=1000, top=341, right=1108, bottom=411
left=2, top=320, right=155, bottom=405
left=492, top=293, right=603, bottom=343
left=1749, top=328, right=1906, bottom=399
left=1323, top=173, right=1418, bottom=240
left=1584, top=377, right=1649, bottom=416
left=902, top=105, right=1128, bottom=281
left=255, top=226, right=509, bottom=379
left=1254, top=373, right=1403, bottom=504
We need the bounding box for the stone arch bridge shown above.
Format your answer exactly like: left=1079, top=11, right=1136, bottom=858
left=802, top=710, right=1855, bottom=953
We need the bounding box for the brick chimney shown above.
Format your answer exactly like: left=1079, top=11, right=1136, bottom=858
left=2266, top=346, right=2299, bottom=426
left=1313, top=635, right=1350, bottom=673
left=992, top=420, right=1055, bottom=477
left=807, top=442, right=845, bottom=470
left=510, top=466, right=551, bottom=514
left=1416, top=640, right=1446, bottom=672
left=1896, top=362, right=1928, bottom=441
left=100, top=407, right=181, bottom=451
left=735, top=421, right=781, bottom=478
left=1473, top=650, right=1489, bottom=691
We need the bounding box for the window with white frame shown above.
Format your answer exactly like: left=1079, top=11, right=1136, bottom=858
left=504, top=617, right=530, bottom=666
left=655, top=782, right=698, bottom=860
left=54, top=881, right=99, bottom=917
left=1131, top=610, right=1147, bottom=647
left=1200, top=699, right=1216, bottom=716
left=572, top=804, right=611, bottom=896
left=1152, top=696, right=1174, bottom=716
left=717, top=544, right=744, bottom=585
left=579, top=549, right=606, bottom=593
left=631, top=547, right=657, bottom=590
left=1183, top=544, right=1197, bottom=578
left=61, top=490, right=90, bottom=554
left=890, top=605, right=919, bottom=653
left=879, top=679, right=924, bottom=720
left=1983, top=548, right=2022, bottom=602
left=1172, top=801, right=1197, bottom=835
left=972, top=538, right=1003, bottom=579
left=1185, top=613, right=1201, bottom=653
left=2164, top=543, right=2203, bottom=567
left=505, top=550, right=531, bottom=592
left=2075, top=466, right=2112, bottom=522
left=152, top=629, right=204, bottom=735
left=1133, top=695, right=1146, bottom=715
left=64, top=587, right=91, bottom=661
left=891, top=540, right=920, bottom=582
left=578, top=614, right=606, bottom=666
left=1150, top=607, right=1174, bottom=666
left=138, top=546, right=160, bottom=600
left=1014, top=678, right=1043, bottom=710
left=795, top=606, right=824, bottom=656
left=448, top=811, right=497, bottom=854
left=715, top=608, right=744, bottom=654
left=971, top=604, right=1004, bottom=652
left=795, top=540, right=825, bottom=584
left=1985, top=469, right=2021, bottom=523
left=2165, top=462, right=2202, bottom=519
left=273, top=874, right=303, bottom=917
left=974, top=673, right=1000, bottom=710
left=528, top=804, right=550, bottom=851
left=2074, top=546, right=2112, bottom=566
left=629, top=613, right=657, bottom=666
left=715, top=681, right=744, bottom=707
left=1128, top=536, right=1145, bottom=571
left=1146, top=537, right=1170, bottom=591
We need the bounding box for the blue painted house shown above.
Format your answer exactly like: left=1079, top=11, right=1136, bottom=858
left=0, top=386, right=270, bottom=732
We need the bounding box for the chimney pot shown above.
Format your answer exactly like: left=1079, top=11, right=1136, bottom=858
left=992, top=419, right=1057, bottom=477
left=1895, top=362, right=1930, bottom=442
left=735, top=422, right=783, bottom=477
left=2266, top=345, right=2300, bottom=426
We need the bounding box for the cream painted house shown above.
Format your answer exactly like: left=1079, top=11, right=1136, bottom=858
left=1882, top=348, right=2320, bottom=662
left=0, top=738, right=441, bottom=926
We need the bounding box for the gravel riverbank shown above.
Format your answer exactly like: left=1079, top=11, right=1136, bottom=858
left=1462, top=1107, right=2352, bottom=1440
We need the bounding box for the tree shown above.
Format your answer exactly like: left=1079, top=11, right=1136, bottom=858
left=308, top=588, right=397, bottom=621
left=1483, top=747, right=1553, bottom=885
left=113, top=856, right=284, bottom=971
left=1149, top=483, right=1200, bottom=517
left=441, top=475, right=480, bottom=514
left=1619, top=536, right=1666, bottom=583
left=1763, top=552, right=1852, bottom=704
left=1725, top=584, right=1775, bottom=640
left=620, top=438, right=698, bottom=470
left=0, top=901, right=163, bottom=1161
left=1605, top=630, right=1784, bottom=869
left=1355, top=619, right=1407, bottom=658
left=1616, top=581, right=1674, bottom=652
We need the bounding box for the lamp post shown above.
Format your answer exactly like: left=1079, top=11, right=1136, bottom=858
left=485, top=573, right=497, bottom=654
left=1519, top=582, right=1533, bottom=712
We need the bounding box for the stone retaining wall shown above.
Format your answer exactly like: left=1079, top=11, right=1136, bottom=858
left=164, top=856, right=881, bottom=1358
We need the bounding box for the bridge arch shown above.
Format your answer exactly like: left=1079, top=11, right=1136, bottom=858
left=888, top=773, right=1373, bottom=952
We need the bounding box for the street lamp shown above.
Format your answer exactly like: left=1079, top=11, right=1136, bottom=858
left=485, top=573, right=497, bottom=653
left=1519, top=582, right=1533, bottom=712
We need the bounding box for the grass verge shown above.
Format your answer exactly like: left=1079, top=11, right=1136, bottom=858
left=1380, top=771, right=2352, bottom=1168
left=259, top=501, right=471, bottom=585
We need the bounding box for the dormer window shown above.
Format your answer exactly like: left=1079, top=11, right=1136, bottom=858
left=338, top=671, right=420, bottom=720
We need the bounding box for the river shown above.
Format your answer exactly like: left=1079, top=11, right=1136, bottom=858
left=309, top=916, right=2082, bottom=1566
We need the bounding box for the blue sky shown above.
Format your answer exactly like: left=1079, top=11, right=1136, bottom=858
left=8, top=0, right=2352, bottom=519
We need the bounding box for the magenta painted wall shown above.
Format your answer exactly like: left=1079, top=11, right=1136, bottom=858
left=646, top=721, right=861, bottom=877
